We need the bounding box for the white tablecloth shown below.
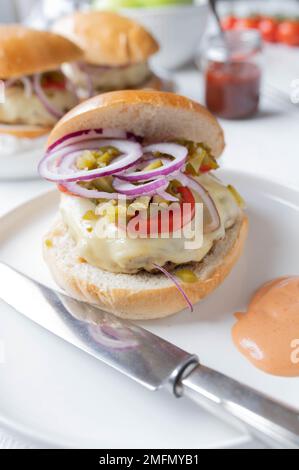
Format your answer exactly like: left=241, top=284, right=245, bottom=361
left=0, top=44, right=298, bottom=449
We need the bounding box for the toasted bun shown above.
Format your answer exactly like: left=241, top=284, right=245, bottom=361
left=43, top=215, right=247, bottom=320
left=53, top=11, right=159, bottom=67
left=0, top=25, right=82, bottom=79
left=47, top=90, right=225, bottom=158
left=0, top=124, right=51, bottom=138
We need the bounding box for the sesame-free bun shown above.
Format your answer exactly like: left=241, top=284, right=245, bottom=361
left=53, top=11, right=159, bottom=66
left=43, top=215, right=247, bottom=320
left=47, top=90, right=225, bottom=158
left=0, top=25, right=82, bottom=79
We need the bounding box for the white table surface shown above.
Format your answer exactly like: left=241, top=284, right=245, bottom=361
left=0, top=44, right=298, bottom=449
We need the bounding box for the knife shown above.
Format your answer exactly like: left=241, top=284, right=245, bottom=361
left=0, top=261, right=298, bottom=449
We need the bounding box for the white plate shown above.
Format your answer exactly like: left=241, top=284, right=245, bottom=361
left=0, top=169, right=298, bottom=449
left=0, top=134, right=48, bottom=180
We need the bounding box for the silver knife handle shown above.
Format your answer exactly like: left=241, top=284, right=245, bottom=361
left=179, top=365, right=299, bottom=449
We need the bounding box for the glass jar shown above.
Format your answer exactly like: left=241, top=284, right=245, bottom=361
left=203, top=30, right=262, bottom=119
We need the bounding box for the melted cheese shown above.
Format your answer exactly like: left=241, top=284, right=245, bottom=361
left=0, top=87, right=78, bottom=126
left=63, top=62, right=151, bottom=93
left=60, top=174, right=241, bottom=273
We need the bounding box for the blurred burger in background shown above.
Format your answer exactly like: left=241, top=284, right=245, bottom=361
left=0, top=25, right=82, bottom=179
left=52, top=10, right=161, bottom=97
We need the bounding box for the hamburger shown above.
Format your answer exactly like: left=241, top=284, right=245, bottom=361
left=40, top=90, right=248, bottom=320
left=52, top=11, right=161, bottom=97
left=0, top=25, right=82, bottom=178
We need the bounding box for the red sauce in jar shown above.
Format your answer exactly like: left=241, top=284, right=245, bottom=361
left=205, top=61, right=261, bottom=119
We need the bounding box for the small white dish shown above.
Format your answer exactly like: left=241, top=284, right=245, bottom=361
left=120, top=2, right=210, bottom=69
left=0, top=169, right=298, bottom=448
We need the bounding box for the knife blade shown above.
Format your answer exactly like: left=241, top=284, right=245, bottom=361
left=0, top=262, right=197, bottom=391
left=0, top=261, right=299, bottom=449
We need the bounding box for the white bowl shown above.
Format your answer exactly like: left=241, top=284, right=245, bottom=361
left=120, top=2, right=209, bottom=70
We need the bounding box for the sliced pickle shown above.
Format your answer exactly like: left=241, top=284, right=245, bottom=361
left=76, top=150, right=97, bottom=170
left=167, top=179, right=183, bottom=196
left=76, top=146, right=120, bottom=170
left=142, top=159, right=163, bottom=172
left=188, top=152, right=206, bottom=173
left=44, top=239, right=53, bottom=248
left=106, top=204, right=127, bottom=223
left=176, top=268, right=198, bottom=283
left=174, top=139, right=218, bottom=175
left=82, top=210, right=98, bottom=221
left=201, top=153, right=219, bottom=171
left=91, top=176, right=114, bottom=193
left=227, top=185, right=245, bottom=208
left=127, top=196, right=151, bottom=216
left=96, top=152, right=114, bottom=167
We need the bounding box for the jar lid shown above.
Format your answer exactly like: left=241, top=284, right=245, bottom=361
left=205, top=30, right=262, bottom=62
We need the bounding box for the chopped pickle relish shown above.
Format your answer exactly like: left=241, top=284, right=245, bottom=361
left=175, top=139, right=219, bottom=175
left=175, top=268, right=198, bottom=283
left=76, top=146, right=120, bottom=171
left=227, top=185, right=245, bottom=209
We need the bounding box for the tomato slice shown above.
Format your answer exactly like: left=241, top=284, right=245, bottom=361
left=128, top=186, right=196, bottom=236
left=200, top=164, right=212, bottom=173
left=58, top=184, right=196, bottom=237
left=42, top=76, right=67, bottom=90
left=57, top=183, right=79, bottom=197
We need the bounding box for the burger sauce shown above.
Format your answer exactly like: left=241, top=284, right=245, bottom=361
left=232, top=277, right=299, bottom=377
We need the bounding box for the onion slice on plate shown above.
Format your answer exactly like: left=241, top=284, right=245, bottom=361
left=153, top=263, right=193, bottom=312
left=33, top=73, right=65, bottom=119
left=118, top=143, right=187, bottom=182
left=174, top=172, right=220, bottom=233
left=38, top=139, right=143, bottom=182
left=5, top=76, right=33, bottom=98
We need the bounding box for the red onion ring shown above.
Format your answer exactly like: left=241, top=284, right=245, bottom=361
left=33, top=73, right=65, bottom=119
left=174, top=173, right=220, bottom=233
left=153, top=264, right=193, bottom=312
left=113, top=177, right=168, bottom=196
left=47, top=129, right=141, bottom=153
left=118, top=143, right=187, bottom=182
left=5, top=77, right=33, bottom=98
left=38, top=139, right=143, bottom=182
left=60, top=181, right=125, bottom=199
left=47, top=129, right=129, bottom=154
left=156, top=189, right=178, bottom=202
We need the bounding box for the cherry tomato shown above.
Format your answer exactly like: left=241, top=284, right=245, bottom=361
left=220, top=15, right=237, bottom=31
left=235, top=16, right=260, bottom=30
left=259, top=18, right=278, bottom=42
left=277, top=20, right=299, bottom=46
